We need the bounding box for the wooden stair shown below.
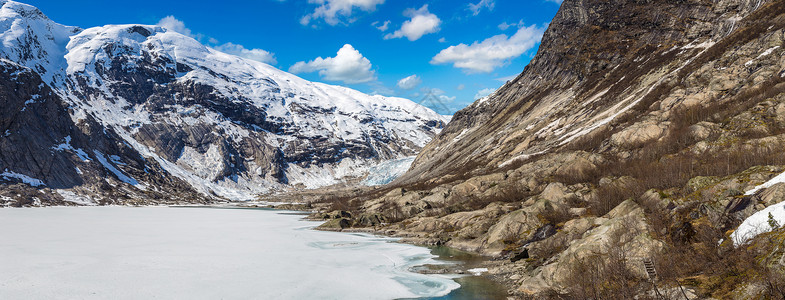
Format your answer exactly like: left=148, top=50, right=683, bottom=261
left=643, top=258, right=658, bottom=281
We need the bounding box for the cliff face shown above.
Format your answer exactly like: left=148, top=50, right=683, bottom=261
left=0, top=59, right=210, bottom=206
left=321, top=0, right=785, bottom=297
left=400, top=0, right=778, bottom=185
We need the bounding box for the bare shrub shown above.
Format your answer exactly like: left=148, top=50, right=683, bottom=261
left=540, top=204, right=572, bottom=226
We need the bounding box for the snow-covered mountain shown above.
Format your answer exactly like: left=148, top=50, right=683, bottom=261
left=0, top=0, right=447, bottom=203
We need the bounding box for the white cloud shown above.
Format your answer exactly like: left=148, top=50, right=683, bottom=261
left=439, top=94, right=456, bottom=102
left=423, top=87, right=443, bottom=94
left=468, top=0, right=495, bottom=16
left=301, top=0, right=385, bottom=26
left=214, top=43, right=277, bottom=64
left=157, top=16, right=194, bottom=37
left=397, top=75, right=422, bottom=90
left=474, top=88, right=495, bottom=100
left=546, top=0, right=563, bottom=4
left=289, top=44, right=376, bottom=84
left=156, top=18, right=275, bottom=65
left=431, top=24, right=545, bottom=73
left=438, top=37, right=447, bottom=43
left=498, top=20, right=525, bottom=31
left=456, top=84, right=465, bottom=90
left=384, top=5, right=441, bottom=41
left=372, top=20, right=390, bottom=31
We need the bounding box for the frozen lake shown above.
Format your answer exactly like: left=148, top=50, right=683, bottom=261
left=0, top=206, right=460, bottom=299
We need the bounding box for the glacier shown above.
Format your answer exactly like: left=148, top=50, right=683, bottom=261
left=363, top=156, right=416, bottom=186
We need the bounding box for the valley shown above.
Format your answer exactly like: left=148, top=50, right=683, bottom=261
left=3, top=0, right=785, bottom=298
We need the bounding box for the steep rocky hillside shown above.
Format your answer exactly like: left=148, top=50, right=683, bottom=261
left=402, top=0, right=776, bottom=184
left=313, top=0, right=785, bottom=298
left=0, top=58, right=210, bottom=206
left=0, top=0, right=446, bottom=204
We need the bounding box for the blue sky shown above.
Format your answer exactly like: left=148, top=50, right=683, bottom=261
left=27, top=0, right=561, bottom=114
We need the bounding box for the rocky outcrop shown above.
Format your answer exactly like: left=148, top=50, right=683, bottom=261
left=519, top=200, right=664, bottom=294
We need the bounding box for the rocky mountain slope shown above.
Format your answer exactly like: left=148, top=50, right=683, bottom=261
left=0, top=0, right=446, bottom=204
left=400, top=0, right=776, bottom=184
left=311, top=0, right=785, bottom=298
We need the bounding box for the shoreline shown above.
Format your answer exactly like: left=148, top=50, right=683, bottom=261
left=208, top=202, right=517, bottom=298
left=1, top=202, right=517, bottom=298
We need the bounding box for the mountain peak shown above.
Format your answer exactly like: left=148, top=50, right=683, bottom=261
left=0, top=0, right=447, bottom=202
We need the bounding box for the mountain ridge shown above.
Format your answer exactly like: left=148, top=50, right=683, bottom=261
left=0, top=0, right=446, bottom=203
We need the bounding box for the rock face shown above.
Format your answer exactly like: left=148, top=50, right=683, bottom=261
left=0, top=1, right=447, bottom=203
left=0, top=58, right=209, bottom=205
left=312, top=0, right=785, bottom=298
left=397, top=0, right=780, bottom=184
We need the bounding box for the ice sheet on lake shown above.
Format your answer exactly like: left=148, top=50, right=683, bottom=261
left=0, top=207, right=460, bottom=299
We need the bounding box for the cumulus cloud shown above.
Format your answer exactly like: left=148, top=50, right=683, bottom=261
left=468, top=0, right=495, bottom=16
left=474, top=88, right=495, bottom=100
left=439, top=94, right=456, bottom=102
left=157, top=16, right=194, bottom=37
left=289, top=44, right=376, bottom=84
left=372, top=20, right=390, bottom=31
left=431, top=24, right=545, bottom=73
left=214, top=43, right=277, bottom=64
left=384, top=5, right=441, bottom=41
left=397, top=75, right=422, bottom=90
left=301, top=0, right=385, bottom=26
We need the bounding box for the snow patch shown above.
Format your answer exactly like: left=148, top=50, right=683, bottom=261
left=52, top=136, right=90, bottom=161
left=745, top=46, right=780, bottom=66
left=55, top=190, right=97, bottom=206
left=452, top=129, right=469, bottom=142
left=745, top=171, right=785, bottom=196
left=176, top=144, right=226, bottom=181
left=731, top=171, right=785, bottom=245
left=681, top=40, right=715, bottom=50
left=1, top=169, right=45, bottom=186
left=499, top=150, right=547, bottom=169
left=731, top=199, right=785, bottom=246
left=93, top=150, right=145, bottom=189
